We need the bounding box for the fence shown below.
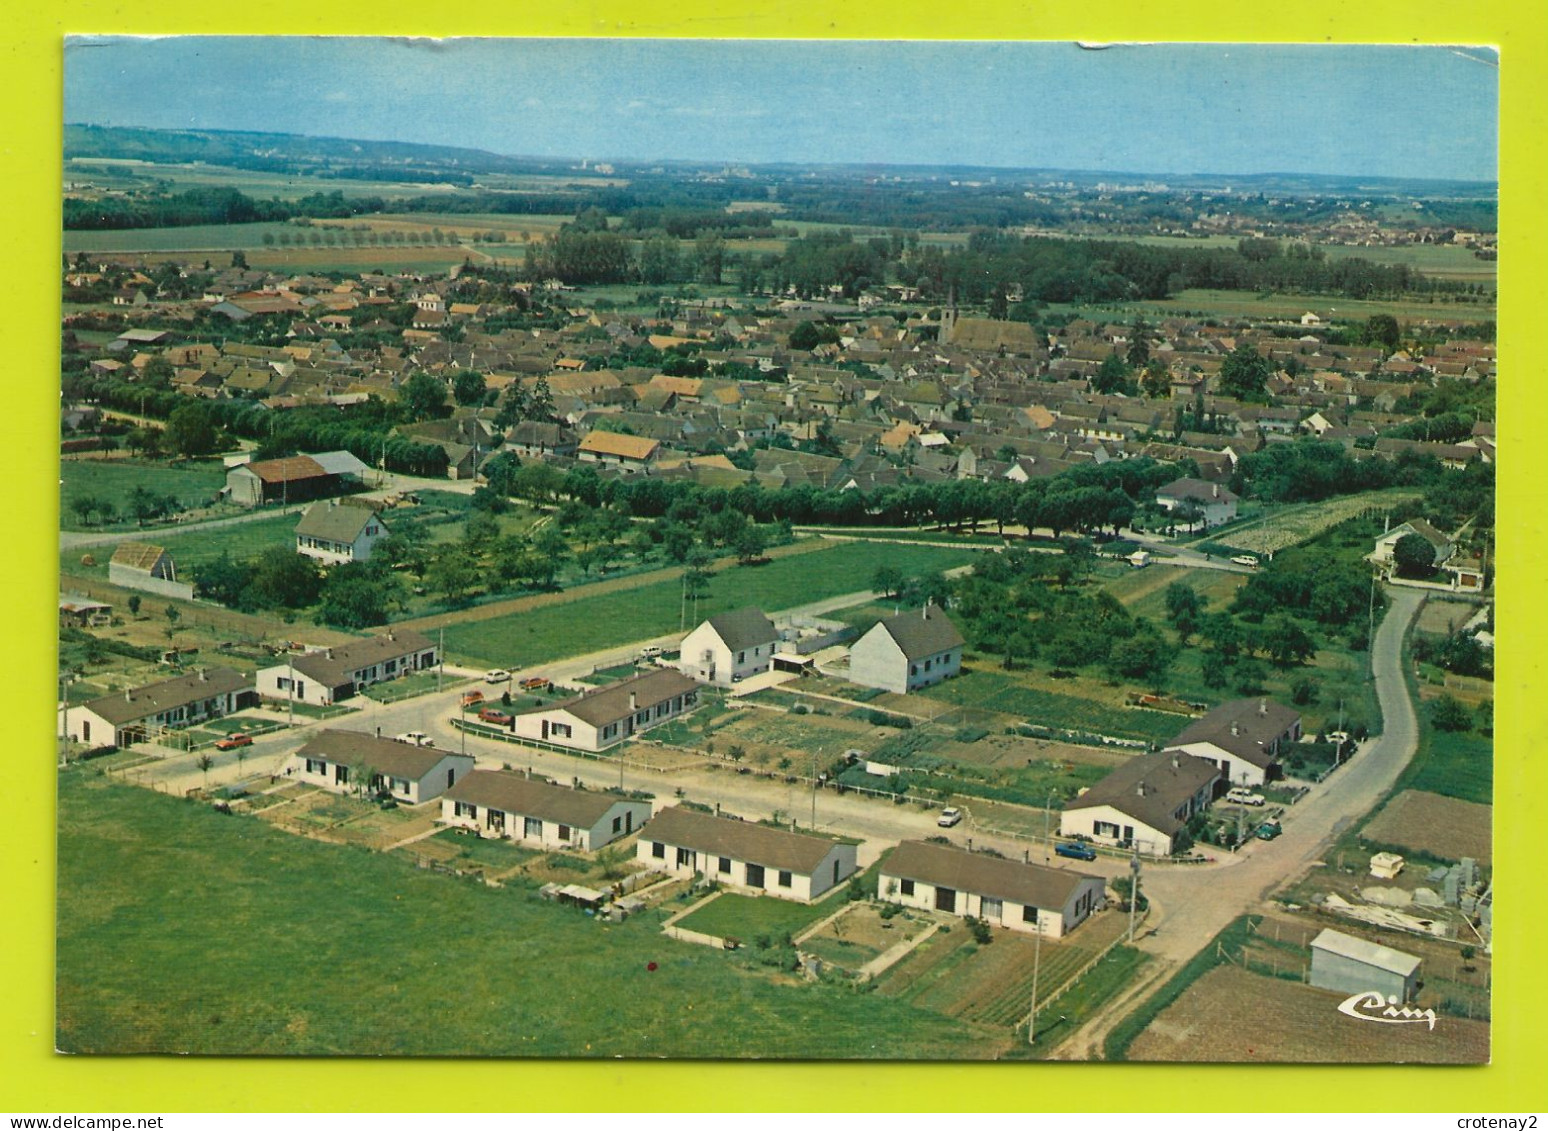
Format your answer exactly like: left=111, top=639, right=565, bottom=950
left=1024, top=906, right=1150, bottom=1029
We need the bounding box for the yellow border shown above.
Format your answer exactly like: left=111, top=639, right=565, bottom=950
left=6, top=4, right=1545, bottom=1113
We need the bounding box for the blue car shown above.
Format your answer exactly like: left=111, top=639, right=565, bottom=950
left=1055, top=841, right=1098, bottom=861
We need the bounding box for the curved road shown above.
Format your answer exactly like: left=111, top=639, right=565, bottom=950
left=1052, top=585, right=1424, bottom=1058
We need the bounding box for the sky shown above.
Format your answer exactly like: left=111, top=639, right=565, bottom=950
left=63, top=38, right=1499, bottom=182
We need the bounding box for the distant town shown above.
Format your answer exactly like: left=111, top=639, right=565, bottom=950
left=57, top=123, right=1494, bottom=1062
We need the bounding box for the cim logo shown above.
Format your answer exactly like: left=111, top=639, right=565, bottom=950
left=1337, top=990, right=1437, bottom=1030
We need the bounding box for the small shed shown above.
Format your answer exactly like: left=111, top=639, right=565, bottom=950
left=1309, top=928, right=1421, bottom=1002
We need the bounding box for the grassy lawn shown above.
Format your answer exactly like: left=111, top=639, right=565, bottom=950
left=259, top=699, right=358, bottom=720
left=918, top=669, right=1181, bottom=744
left=674, top=892, right=832, bottom=942
left=357, top=671, right=468, bottom=703
left=56, top=772, right=1001, bottom=1057
left=1125, top=287, right=1494, bottom=325
left=63, top=512, right=301, bottom=583
left=429, top=828, right=542, bottom=870
left=59, top=459, right=229, bottom=532
left=441, top=541, right=975, bottom=668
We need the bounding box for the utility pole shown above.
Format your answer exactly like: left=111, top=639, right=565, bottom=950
left=1127, top=849, right=1142, bottom=942
left=811, top=747, right=821, bottom=830
left=287, top=654, right=295, bottom=729
left=438, top=626, right=445, bottom=693
left=1027, top=907, right=1044, bottom=1046
left=1044, top=788, right=1056, bottom=862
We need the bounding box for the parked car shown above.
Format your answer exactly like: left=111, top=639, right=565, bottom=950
left=937, top=806, right=963, bottom=828
left=639, top=645, right=665, bottom=660
left=460, top=690, right=485, bottom=708
left=484, top=669, right=511, bottom=684
left=1255, top=820, right=1283, bottom=841
left=1226, top=787, right=1267, bottom=807
left=1230, top=554, right=1260, bottom=568
left=214, top=732, right=253, bottom=751
left=395, top=731, right=433, bottom=747
left=519, top=676, right=552, bottom=692
left=478, top=708, right=514, bottom=726
left=1055, top=841, right=1098, bottom=861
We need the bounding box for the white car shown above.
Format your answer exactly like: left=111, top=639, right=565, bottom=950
left=1226, top=787, right=1266, bottom=806
left=638, top=645, right=665, bottom=660
left=395, top=732, right=434, bottom=748
left=1230, top=554, right=1260, bottom=568
left=484, top=669, right=511, bottom=684
left=937, top=806, right=964, bottom=828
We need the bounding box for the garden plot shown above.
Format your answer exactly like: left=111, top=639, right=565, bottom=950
left=1205, top=489, right=1425, bottom=557
left=1362, top=790, right=1492, bottom=864
left=1126, top=965, right=1488, bottom=1063
left=798, top=903, right=937, bottom=975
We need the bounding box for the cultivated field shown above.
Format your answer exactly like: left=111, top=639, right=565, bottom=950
left=1362, top=789, right=1492, bottom=863
left=1205, top=489, right=1426, bottom=558
left=1129, top=288, right=1495, bottom=325
left=1125, top=964, right=1489, bottom=1063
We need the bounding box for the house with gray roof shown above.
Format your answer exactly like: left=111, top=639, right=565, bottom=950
left=255, top=630, right=438, bottom=706
left=847, top=603, right=964, bottom=695
left=638, top=805, right=857, bottom=903
left=295, top=501, right=388, bottom=565
left=511, top=668, right=701, bottom=752
left=64, top=667, right=256, bottom=749
left=286, top=730, right=474, bottom=804
left=1164, top=697, right=1302, bottom=787
left=442, top=769, right=651, bottom=851
left=879, top=841, right=1106, bottom=938
left=1060, top=748, right=1223, bottom=855
left=1154, top=476, right=1240, bottom=529
left=678, top=607, right=779, bottom=686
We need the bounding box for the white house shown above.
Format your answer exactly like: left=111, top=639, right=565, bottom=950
left=256, top=630, right=438, bottom=707
left=286, top=730, right=474, bottom=804
left=846, top=604, right=964, bottom=695
left=1154, top=477, right=1239, bottom=529
left=678, top=607, right=779, bottom=686
left=879, top=840, right=1106, bottom=939
left=441, top=770, right=651, bottom=851
left=64, top=667, right=256, bottom=749
left=1163, top=697, right=1302, bottom=788
left=1371, top=518, right=1456, bottom=574
left=638, top=806, right=857, bottom=903
left=512, top=668, right=701, bottom=752
left=295, top=501, right=389, bottom=565
left=1061, top=749, right=1223, bottom=855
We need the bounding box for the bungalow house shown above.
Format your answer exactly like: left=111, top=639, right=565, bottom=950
left=1371, top=518, right=1455, bottom=574
left=637, top=805, right=858, bottom=902
left=1154, top=477, right=1239, bottom=529
left=1163, top=697, right=1302, bottom=787
left=294, top=501, right=388, bottom=565
left=64, top=667, right=257, bottom=749
left=225, top=450, right=370, bottom=507
left=255, top=630, right=439, bottom=706
left=287, top=730, right=473, bottom=803
left=678, top=607, right=779, bottom=686
left=879, top=841, right=1106, bottom=939
left=847, top=604, right=964, bottom=695
left=512, top=668, right=701, bottom=752
left=1060, top=748, right=1223, bottom=855
left=576, top=430, right=660, bottom=473
left=441, top=770, right=652, bottom=851
left=506, top=420, right=579, bottom=460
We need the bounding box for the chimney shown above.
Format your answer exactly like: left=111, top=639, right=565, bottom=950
left=1136, top=781, right=1146, bottom=798
left=1230, top=721, right=1240, bottom=737
left=387, top=630, right=395, bottom=642
left=1023, top=848, right=1030, bottom=864
left=1171, top=753, right=1181, bottom=769
left=125, top=689, right=132, bottom=703
left=1259, top=698, right=1268, bottom=716
left=1212, top=483, right=1220, bottom=498
left=198, top=668, right=207, bottom=682
left=628, top=693, right=638, bottom=713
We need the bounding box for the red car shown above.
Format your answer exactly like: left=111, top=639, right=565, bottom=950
left=519, top=676, right=552, bottom=692
left=215, top=732, right=253, bottom=751
left=478, top=708, right=514, bottom=727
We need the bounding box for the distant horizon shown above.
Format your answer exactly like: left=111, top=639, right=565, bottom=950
left=63, top=120, right=1501, bottom=191
left=64, top=39, right=1500, bottom=182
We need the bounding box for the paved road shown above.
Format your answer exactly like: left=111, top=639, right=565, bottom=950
left=1050, top=585, right=1424, bottom=1058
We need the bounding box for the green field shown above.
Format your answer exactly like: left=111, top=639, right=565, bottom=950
left=919, top=669, right=1183, bottom=744
left=59, top=459, right=229, bottom=532
left=56, top=772, right=1000, bottom=1057
left=63, top=222, right=307, bottom=254
left=62, top=512, right=300, bottom=581
left=1127, top=287, right=1494, bottom=325
left=441, top=541, right=976, bottom=667
left=1397, top=717, right=1493, bottom=804
left=674, top=892, right=832, bottom=942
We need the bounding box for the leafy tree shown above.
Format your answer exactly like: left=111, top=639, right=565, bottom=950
left=1163, top=581, right=1205, bottom=643
left=1093, top=351, right=1134, bottom=395
left=69, top=495, right=98, bottom=526
left=1216, top=343, right=1273, bottom=402
left=427, top=545, right=480, bottom=605
left=452, top=370, right=488, bottom=406
left=1391, top=532, right=1437, bottom=578
left=1290, top=676, right=1321, bottom=706
left=165, top=401, right=219, bottom=459
left=1233, top=657, right=1269, bottom=695
left=462, top=510, right=501, bottom=554
left=194, top=551, right=255, bottom=607
left=1430, top=694, right=1473, bottom=732
left=872, top=565, right=906, bottom=600
left=1141, top=359, right=1171, bottom=399
left=399, top=371, right=450, bottom=422
left=481, top=450, right=523, bottom=497
left=1363, top=313, right=1401, bottom=353
left=1200, top=649, right=1230, bottom=689
left=1262, top=614, right=1317, bottom=667
left=248, top=547, right=323, bottom=609
left=734, top=524, right=768, bottom=564
left=126, top=594, right=141, bottom=617
left=1126, top=317, right=1151, bottom=367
